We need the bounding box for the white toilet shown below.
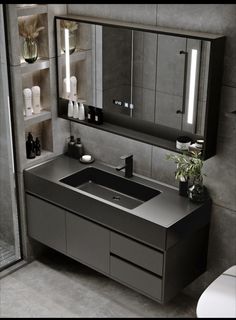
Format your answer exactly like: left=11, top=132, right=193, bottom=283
left=196, top=265, right=236, bottom=318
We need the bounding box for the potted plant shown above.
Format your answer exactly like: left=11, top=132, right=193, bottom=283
left=18, top=15, right=45, bottom=63
left=166, top=152, right=191, bottom=197
left=187, top=150, right=207, bottom=203
left=166, top=150, right=207, bottom=201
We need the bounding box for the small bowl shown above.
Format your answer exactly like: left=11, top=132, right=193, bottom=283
left=79, top=155, right=95, bottom=164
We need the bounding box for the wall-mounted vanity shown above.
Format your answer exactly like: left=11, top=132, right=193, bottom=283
left=55, top=15, right=225, bottom=159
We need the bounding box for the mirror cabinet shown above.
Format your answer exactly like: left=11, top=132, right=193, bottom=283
left=55, top=15, right=225, bottom=160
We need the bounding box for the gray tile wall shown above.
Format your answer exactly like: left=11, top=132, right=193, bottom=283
left=67, top=4, right=236, bottom=299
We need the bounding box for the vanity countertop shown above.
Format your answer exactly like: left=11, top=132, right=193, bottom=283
left=24, top=155, right=211, bottom=250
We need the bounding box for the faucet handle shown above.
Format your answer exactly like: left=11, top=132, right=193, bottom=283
left=120, top=154, right=133, bottom=160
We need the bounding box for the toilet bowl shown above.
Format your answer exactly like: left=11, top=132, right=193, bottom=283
left=196, top=265, right=236, bottom=318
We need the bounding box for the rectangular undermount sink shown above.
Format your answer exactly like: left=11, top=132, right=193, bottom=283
left=60, top=167, right=161, bottom=209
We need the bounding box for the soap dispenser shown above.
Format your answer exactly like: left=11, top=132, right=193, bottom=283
left=26, top=132, right=35, bottom=159
left=87, top=106, right=95, bottom=123
left=78, top=102, right=85, bottom=120
left=68, top=135, right=75, bottom=157
left=31, top=86, right=41, bottom=114
left=74, top=137, right=84, bottom=159
left=73, top=100, right=79, bottom=119
left=70, top=76, right=77, bottom=101
left=67, top=100, right=74, bottom=117
left=23, top=88, right=32, bottom=117
left=35, top=137, right=41, bottom=156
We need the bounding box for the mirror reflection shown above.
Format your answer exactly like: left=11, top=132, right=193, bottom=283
left=56, top=19, right=210, bottom=137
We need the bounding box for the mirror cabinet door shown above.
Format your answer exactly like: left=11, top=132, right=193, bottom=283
left=56, top=17, right=224, bottom=159
left=56, top=20, right=97, bottom=107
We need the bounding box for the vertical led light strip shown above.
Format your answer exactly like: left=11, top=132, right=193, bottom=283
left=65, top=28, right=70, bottom=93
left=187, top=49, right=198, bottom=124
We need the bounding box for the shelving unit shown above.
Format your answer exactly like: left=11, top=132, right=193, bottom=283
left=4, top=3, right=69, bottom=262
left=24, top=110, right=52, bottom=127
left=5, top=4, right=68, bottom=172
left=16, top=4, right=48, bottom=17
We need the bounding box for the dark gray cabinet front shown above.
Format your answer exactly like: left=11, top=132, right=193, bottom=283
left=66, top=212, right=110, bottom=274
left=26, top=194, right=66, bottom=253
left=25, top=192, right=209, bottom=304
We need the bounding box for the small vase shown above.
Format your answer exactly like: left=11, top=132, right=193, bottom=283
left=22, top=37, right=38, bottom=63
left=61, top=29, right=76, bottom=55
left=179, top=179, right=189, bottom=197
left=188, top=175, right=206, bottom=203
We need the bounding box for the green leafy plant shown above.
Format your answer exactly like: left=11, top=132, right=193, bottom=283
left=166, top=150, right=204, bottom=182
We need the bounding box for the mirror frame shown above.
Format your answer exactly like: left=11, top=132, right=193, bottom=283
left=55, top=15, right=225, bottom=160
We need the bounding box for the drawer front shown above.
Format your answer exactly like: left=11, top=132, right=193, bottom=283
left=66, top=212, right=110, bottom=274
left=26, top=194, right=66, bottom=253
left=110, top=255, right=162, bottom=301
left=110, top=232, right=163, bottom=276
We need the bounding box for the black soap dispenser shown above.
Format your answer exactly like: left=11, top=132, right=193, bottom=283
left=26, top=132, right=36, bottom=159
left=68, top=135, right=75, bottom=157
left=74, top=137, right=84, bottom=159
left=35, top=137, right=41, bottom=156
left=87, top=106, right=95, bottom=123
left=94, top=108, right=103, bottom=124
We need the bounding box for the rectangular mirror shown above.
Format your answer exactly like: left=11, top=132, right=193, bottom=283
left=55, top=16, right=225, bottom=160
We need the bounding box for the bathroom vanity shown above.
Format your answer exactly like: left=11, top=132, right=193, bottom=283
left=24, top=155, right=211, bottom=303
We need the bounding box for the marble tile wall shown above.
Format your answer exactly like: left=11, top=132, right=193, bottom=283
left=67, top=4, right=236, bottom=299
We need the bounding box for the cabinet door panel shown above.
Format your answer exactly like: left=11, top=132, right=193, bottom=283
left=110, top=255, right=162, bottom=301
left=26, top=194, right=66, bottom=253
left=111, top=231, right=163, bottom=276
left=66, top=212, right=110, bottom=274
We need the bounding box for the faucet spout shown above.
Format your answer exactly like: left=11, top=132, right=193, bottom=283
left=116, top=155, right=133, bottom=178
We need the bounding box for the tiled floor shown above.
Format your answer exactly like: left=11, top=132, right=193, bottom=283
left=0, top=249, right=197, bottom=318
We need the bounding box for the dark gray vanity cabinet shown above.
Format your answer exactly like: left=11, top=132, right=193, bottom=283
left=26, top=194, right=66, bottom=254
left=66, top=212, right=110, bottom=274
left=25, top=190, right=210, bottom=304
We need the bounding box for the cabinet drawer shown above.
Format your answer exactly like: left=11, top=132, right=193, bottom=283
left=66, top=213, right=110, bottom=274
left=26, top=194, right=66, bottom=253
left=110, top=255, right=162, bottom=301
left=110, top=232, right=163, bottom=276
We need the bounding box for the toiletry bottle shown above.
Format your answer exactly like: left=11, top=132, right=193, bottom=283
left=63, top=78, right=70, bottom=100
left=94, top=108, right=103, bottom=124
left=35, top=137, right=41, bottom=156
left=67, top=100, right=74, bottom=117
left=68, top=135, right=75, bottom=157
left=87, top=106, right=95, bottom=123
left=26, top=132, right=35, bottom=159
left=70, top=76, right=77, bottom=101
left=74, top=137, right=84, bottom=159
left=73, top=101, right=79, bottom=119
left=23, top=88, right=32, bottom=117
left=31, top=86, right=41, bottom=114
left=78, top=102, right=85, bottom=120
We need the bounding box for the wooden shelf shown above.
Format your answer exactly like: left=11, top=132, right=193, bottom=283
left=24, top=110, right=52, bottom=128
left=25, top=150, right=54, bottom=169
left=17, top=5, right=48, bottom=17
left=20, top=58, right=49, bottom=74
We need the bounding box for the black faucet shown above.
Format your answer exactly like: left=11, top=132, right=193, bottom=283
left=116, top=155, right=133, bottom=178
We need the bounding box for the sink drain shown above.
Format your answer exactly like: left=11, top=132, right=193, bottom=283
left=112, top=195, right=121, bottom=201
